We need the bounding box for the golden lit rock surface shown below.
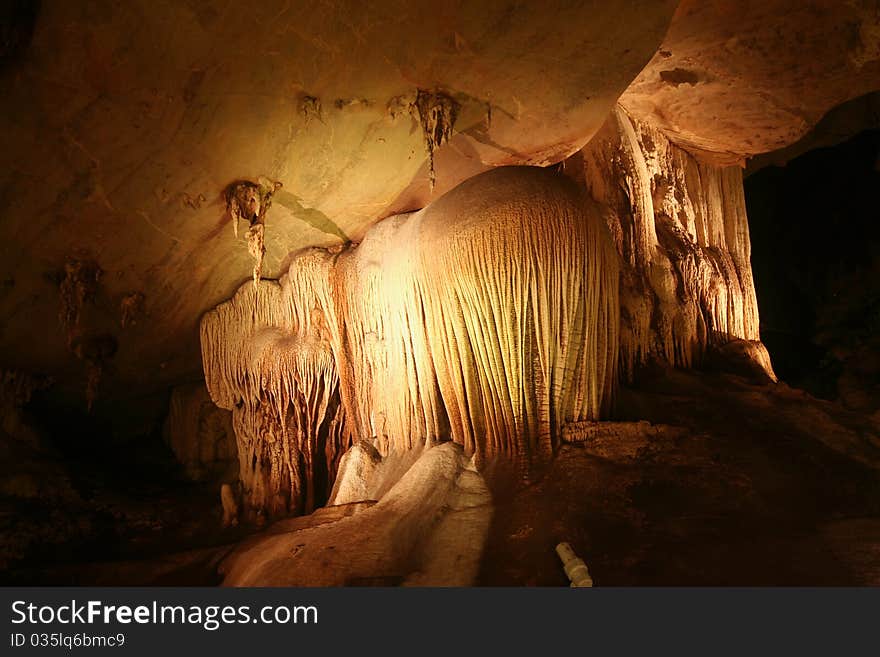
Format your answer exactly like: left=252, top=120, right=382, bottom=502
left=620, top=0, right=880, bottom=164
left=570, top=106, right=763, bottom=378
left=2, top=0, right=875, bottom=402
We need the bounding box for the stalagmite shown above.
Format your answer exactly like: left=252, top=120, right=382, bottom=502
left=202, top=166, right=620, bottom=515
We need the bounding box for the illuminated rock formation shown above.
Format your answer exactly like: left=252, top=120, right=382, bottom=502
left=570, top=106, right=766, bottom=380
left=0, top=1, right=676, bottom=397
left=0, top=0, right=874, bottom=418
left=201, top=166, right=620, bottom=515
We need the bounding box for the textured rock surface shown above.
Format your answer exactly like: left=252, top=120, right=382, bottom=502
left=746, top=92, right=880, bottom=174
left=8, top=369, right=878, bottom=586
left=327, top=440, right=383, bottom=506
left=480, top=370, right=880, bottom=585
left=220, top=441, right=492, bottom=586
left=621, top=0, right=880, bottom=163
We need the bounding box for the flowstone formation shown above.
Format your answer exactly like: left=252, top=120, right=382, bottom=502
left=202, top=131, right=775, bottom=519
left=201, top=166, right=620, bottom=517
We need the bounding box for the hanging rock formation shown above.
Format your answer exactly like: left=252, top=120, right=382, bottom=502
left=620, top=0, right=880, bottom=163
left=201, top=166, right=620, bottom=516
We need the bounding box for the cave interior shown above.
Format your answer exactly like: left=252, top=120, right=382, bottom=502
left=1, top=0, right=880, bottom=586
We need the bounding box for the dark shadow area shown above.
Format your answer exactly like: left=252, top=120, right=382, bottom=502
left=0, top=0, right=40, bottom=73
left=0, top=387, right=245, bottom=585
left=745, top=129, right=880, bottom=411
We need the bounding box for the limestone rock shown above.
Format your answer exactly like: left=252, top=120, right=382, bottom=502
left=572, top=106, right=765, bottom=378
left=708, top=339, right=778, bottom=384
left=327, top=440, right=382, bottom=506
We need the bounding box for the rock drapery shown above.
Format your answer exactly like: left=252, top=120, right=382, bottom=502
left=201, top=166, right=620, bottom=515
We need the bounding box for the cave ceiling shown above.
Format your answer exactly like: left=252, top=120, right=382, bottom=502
left=620, top=0, right=880, bottom=164
left=0, top=0, right=878, bottom=403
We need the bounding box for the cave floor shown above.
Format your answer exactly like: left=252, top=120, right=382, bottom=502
left=479, top=370, right=880, bottom=585
left=3, top=370, right=879, bottom=586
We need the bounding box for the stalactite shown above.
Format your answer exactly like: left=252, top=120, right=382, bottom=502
left=224, top=178, right=282, bottom=285
left=201, top=249, right=349, bottom=517
left=202, top=166, right=619, bottom=513
left=71, top=334, right=117, bottom=411
left=415, top=90, right=460, bottom=191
